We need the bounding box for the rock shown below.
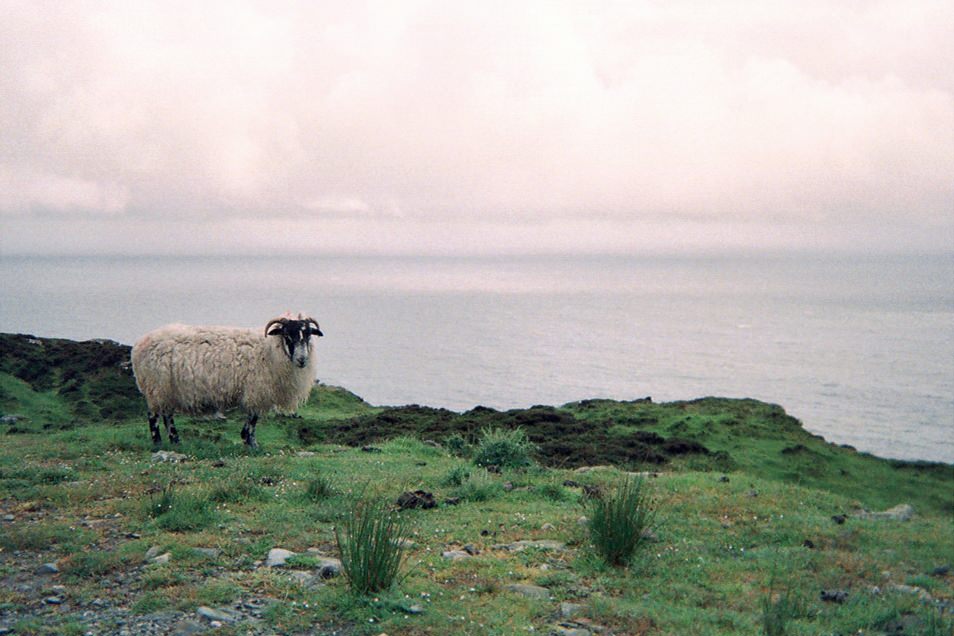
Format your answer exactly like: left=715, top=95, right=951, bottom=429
left=581, top=485, right=602, bottom=499
left=0, top=415, right=22, bottom=424
left=820, top=589, right=848, bottom=603
left=718, top=475, right=730, bottom=483
left=296, top=451, right=316, bottom=457
left=196, top=606, right=241, bottom=623
left=151, top=450, right=189, bottom=463
left=890, top=584, right=933, bottom=601
left=405, top=604, right=424, bottom=615
left=44, top=596, right=64, bottom=605
left=151, top=552, right=172, bottom=565
left=442, top=550, right=471, bottom=561
left=504, top=583, right=551, bottom=600
left=854, top=504, right=915, bottom=521
left=493, top=540, right=566, bottom=552
left=463, top=544, right=479, bottom=556
left=171, top=619, right=207, bottom=635
left=560, top=602, right=585, bottom=618
left=265, top=548, right=296, bottom=567
left=36, top=562, right=59, bottom=575
left=577, top=516, right=589, bottom=526
left=191, top=548, right=220, bottom=559
left=552, top=626, right=591, bottom=636
left=361, top=446, right=382, bottom=453
left=802, top=539, right=815, bottom=549
left=575, top=465, right=613, bottom=473
left=144, top=546, right=162, bottom=561
left=831, top=514, right=847, bottom=525
left=541, top=523, right=556, bottom=531
left=930, top=564, right=951, bottom=576
left=288, top=571, right=316, bottom=586
left=1, top=514, right=14, bottom=522
left=314, top=557, right=342, bottom=579
left=397, top=490, right=436, bottom=510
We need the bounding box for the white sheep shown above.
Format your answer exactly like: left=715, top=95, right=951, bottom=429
left=130, top=313, right=323, bottom=448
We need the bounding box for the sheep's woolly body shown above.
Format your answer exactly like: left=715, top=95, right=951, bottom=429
left=131, top=324, right=317, bottom=416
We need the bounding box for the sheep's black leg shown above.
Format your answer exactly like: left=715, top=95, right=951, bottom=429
left=148, top=413, right=161, bottom=446
left=163, top=414, right=180, bottom=444
left=241, top=413, right=259, bottom=449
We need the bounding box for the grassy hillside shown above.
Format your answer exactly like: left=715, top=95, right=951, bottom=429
left=1, top=334, right=951, bottom=635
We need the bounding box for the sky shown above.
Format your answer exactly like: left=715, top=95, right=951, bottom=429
left=1, top=0, right=952, bottom=256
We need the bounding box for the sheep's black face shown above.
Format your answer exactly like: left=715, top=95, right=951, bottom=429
left=267, top=318, right=323, bottom=368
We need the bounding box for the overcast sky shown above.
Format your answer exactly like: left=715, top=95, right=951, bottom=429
left=1, top=1, right=952, bottom=255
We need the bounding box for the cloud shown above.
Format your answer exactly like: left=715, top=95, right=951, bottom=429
left=0, top=1, right=952, bottom=252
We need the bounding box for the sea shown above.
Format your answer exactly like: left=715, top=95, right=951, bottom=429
left=1, top=253, right=952, bottom=463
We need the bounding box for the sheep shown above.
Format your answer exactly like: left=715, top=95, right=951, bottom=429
left=130, top=313, right=323, bottom=448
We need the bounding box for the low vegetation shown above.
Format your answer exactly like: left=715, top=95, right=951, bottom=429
left=0, top=333, right=952, bottom=635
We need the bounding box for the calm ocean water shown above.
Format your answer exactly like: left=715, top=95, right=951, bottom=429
left=2, top=253, right=952, bottom=463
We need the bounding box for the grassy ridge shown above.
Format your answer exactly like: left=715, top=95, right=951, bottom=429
left=1, top=333, right=952, bottom=635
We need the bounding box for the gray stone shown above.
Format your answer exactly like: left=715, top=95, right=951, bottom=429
left=574, top=465, right=614, bottom=473
left=552, top=626, right=591, bottom=636
left=144, top=546, right=162, bottom=561
left=265, top=548, right=296, bottom=567
left=442, top=550, right=472, bottom=560
left=191, top=548, right=220, bottom=559
left=406, top=604, right=424, bottom=615
left=890, top=583, right=933, bottom=601
left=560, top=602, right=585, bottom=618
left=43, top=596, right=64, bottom=605
left=493, top=539, right=566, bottom=552
left=151, top=552, right=172, bottom=565
left=151, top=450, right=189, bottom=463
left=196, top=606, right=241, bottom=623
left=313, top=556, right=342, bottom=578
left=2, top=514, right=14, bottom=522
left=296, top=451, right=316, bottom=457
left=36, top=562, right=59, bottom=575
left=504, top=583, right=551, bottom=600
left=540, top=523, right=556, bottom=531
left=854, top=504, right=915, bottom=521
left=288, top=571, right=316, bottom=586
left=171, top=619, right=207, bottom=636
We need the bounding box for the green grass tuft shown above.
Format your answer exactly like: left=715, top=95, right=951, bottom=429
left=587, top=475, right=656, bottom=567
left=472, top=426, right=535, bottom=470
left=335, top=498, right=409, bottom=595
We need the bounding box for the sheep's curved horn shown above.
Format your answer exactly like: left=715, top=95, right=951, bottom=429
left=305, top=318, right=323, bottom=337
left=264, top=317, right=287, bottom=336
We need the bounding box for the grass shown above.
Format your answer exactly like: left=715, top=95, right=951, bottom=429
left=335, top=498, right=409, bottom=595
left=472, top=426, right=535, bottom=470
left=587, top=475, right=656, bottom=566
left=1, top=335, right=952, bottom=635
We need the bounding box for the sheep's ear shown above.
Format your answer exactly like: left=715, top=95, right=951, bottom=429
left=307, top=326, right=324, bottom=337
left=267, top=325, right=284, bottom=336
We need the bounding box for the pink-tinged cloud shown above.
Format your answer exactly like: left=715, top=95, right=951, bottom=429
left=1, top=1, right=952, bottom=254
